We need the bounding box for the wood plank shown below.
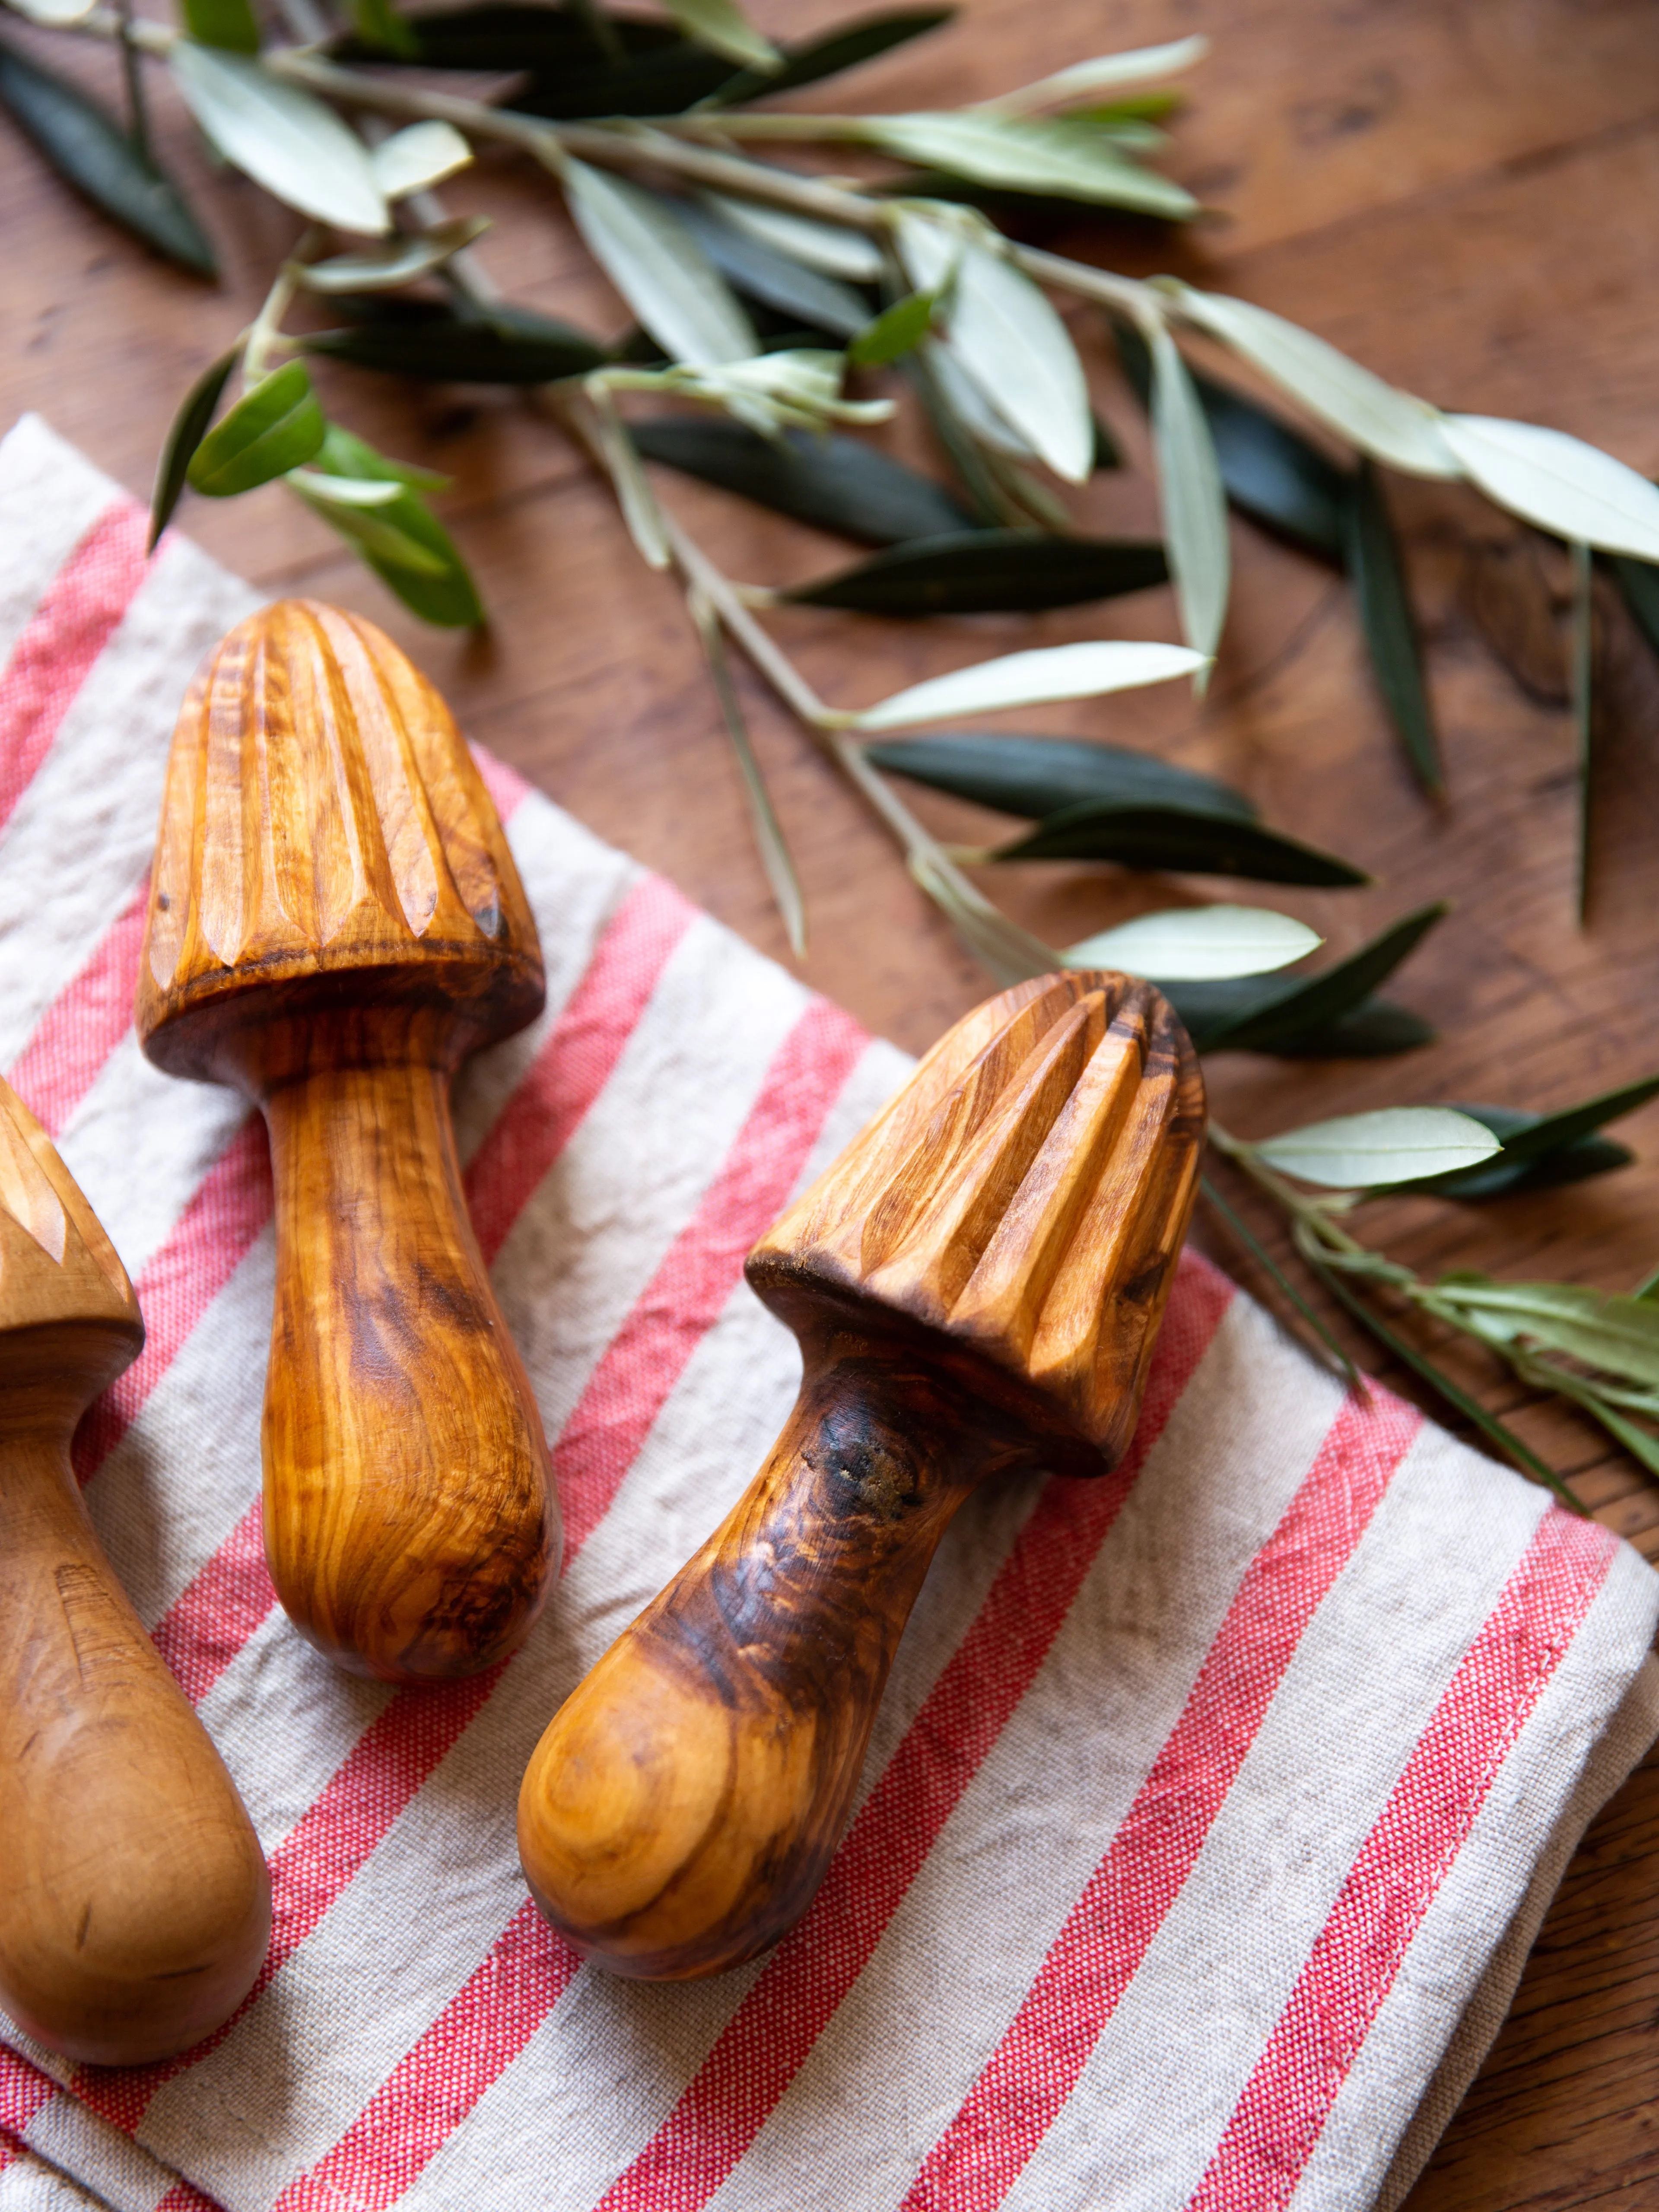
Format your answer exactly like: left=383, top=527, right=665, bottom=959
left=0, top=1, right=1656, bottom=2202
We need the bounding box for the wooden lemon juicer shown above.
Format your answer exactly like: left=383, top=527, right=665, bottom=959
left=518, top=969, right=1205, bottom=1979
left=0, top=1075, right=270, bottom=2064
left=136, top=600, right=557, bottom=1684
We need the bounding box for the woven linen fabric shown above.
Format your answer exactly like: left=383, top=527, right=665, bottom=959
left=0, top=412, right=1656, bottom=2212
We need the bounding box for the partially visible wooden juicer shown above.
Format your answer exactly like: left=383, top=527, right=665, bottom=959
left=136, top=601, right=557, bottom=1684
left=518, top=970, right=1205, bottom=1979
left=0, top=1076, right=270, bottom=2064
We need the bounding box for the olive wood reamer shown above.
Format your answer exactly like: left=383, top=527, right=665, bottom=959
left=136, top=601, right=557, bottom=1684
left=0, top=1075, right=270, bottom=2063
left=518, top=970, right=1205, bottom=1979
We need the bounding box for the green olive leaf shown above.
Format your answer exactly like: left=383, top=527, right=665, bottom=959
left=850, top=639, right=1206, bottom=728
left=186, top=362, right=326, bottom=497
left=305, top=301, right=605, bottom=382
left=865, top=732, right=1254, bottom=820
left=1430, top=1276, right=1659, bottom=1390
left=170, top=41, right=388, bottom=233
left=661, top=0, right=779, bottom=73
left=1255, top=1106, right=1500, bottom=1189
left=1111, top=315, right=1349, bottom=557
left=1441, top=415, right=1659, bottom=564
left=289, top=424, right=482, bottom=626
left=296, top=216, right=491, bottom=294
left=1064, top=904, right=1320, bottom=981
left=1167, top=285, right=1459, bottom=479
left=0, top=39, right=216, bottom=277
left=786, top=530, right=1166, bottom=615
left=181, top=0, right=259, bottom=53
left=562, top=160, right=755, bottom=365
left=847, top=289, right=938, bottom=367
left=1148, top=320, right=1229, bottom=668
left=629, top=418, right=975, bottom=543
left=897, top=215, right=1093, bottom=483
left=149, top=343, right=241, bottom=547
left=696, top=193, right=884, bottom=281
left=848, top=112, right=1197, bottom=214
left=369, top=119, right=471, bottom=199
left=1379, top=1075, right=1659, bottom=1198
left=1344, top=458, right=1441, bottom=791
left=347, top=0, right=418, bottom=57
left=988, top=801, right=1366, bottom=886
left=712, top=8, right=953, bottom=102
left=677, top=200, right=869, bottom=339
left=1166, top=902, right=1446, bottom=1053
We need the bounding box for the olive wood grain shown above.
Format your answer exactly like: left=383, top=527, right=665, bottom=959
left=518, top=970, right=1204, bottom=1977
left=0, top=1076, right=270, bottom=2066
left=135, top=599, right=557, bottom=1682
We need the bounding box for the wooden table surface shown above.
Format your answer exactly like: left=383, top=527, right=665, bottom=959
left=4, top=0, right=1659, bottom=2202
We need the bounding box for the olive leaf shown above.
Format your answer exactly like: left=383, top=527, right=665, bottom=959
left=629, top=418, right=975, bottom=543
left=864, top=731, right=1253, bottom=819
left=1111, top=317, right=1348, bottom=558
left=181, top=0, right=259, bottom=54
left=288, top=425, right=482, bottom=626
left=1378, top=1074, right=1659, bottom=1199
left=677, top=200, right=869, bottom=339
left=1148, top=320, right=1229, bottom=668
left=1610, top=552, right=1659, bottom=663
left=987, top=801, right=1367, bottom=886
left=848, top=289, right=938, bottom=368
left=186, top=362, right=326, bottom=496
left=696, top=193, right=884, bottom=282
left=369, top=119, right=471, bottom=199
left=0, top=40, right=216, bottom=277
left=849, top=639, right=1207, bottom=728
left=898, top=215, right=1093, bottom=483
left=1254, top=1106, right=1500, bottom=1189
left=1167, top=285, right=1459, bottom=479
left=1298, top=1246, right=1576, bottom=1503
left=988, top=34, right=1208, bottom=111
left=170, top=41, right=389, bottom=232
left=712, top=8, right=953, bottom=102
left=562, top=160, right=755, bottom=365
left=839, top=113, right=1198, bottom=214
left=297, top=217, right=490, bottom=294
left=1571, top=538, right=1594, bottom=922
left=1064, top=903, right=1321, bottom=981
left=1166, top=902, right=1446, bottom=1053
left=149, top=343, right=240, bottom=547
left=661, top=0, right=779, bottom=74
left=786, top=530, right=1167, bottom=615
left=1344, top=459, right=1441, bottom=791
left=1440, top=416, right=1659, bottom=565
left=306, top=301, right=606, bottom=382
left=1430, top=1276, right=1659, bottom=1389
left=364, top=3, right=672, bottom=71
left=347, top=0, right=418, bottom=58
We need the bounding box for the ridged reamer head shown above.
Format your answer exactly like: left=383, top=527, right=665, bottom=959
left=136, top=600, right=543, bottom=1088
left=0, top=1075, right=139, bottom=1354
left=747, top=972, right=1204, bottom=1474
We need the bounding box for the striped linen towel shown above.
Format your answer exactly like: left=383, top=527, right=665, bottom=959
left=0, top=409, right=1655, bottom=2212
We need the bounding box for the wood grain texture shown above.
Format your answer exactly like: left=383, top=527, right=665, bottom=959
left=6, top=0, right=1659, bottom=2180
left=518, top=973, right=1204, bottom=1977
left=0, top=1077, right=270, bottom=2066
left=136, top=599, right=557, bottom=1681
